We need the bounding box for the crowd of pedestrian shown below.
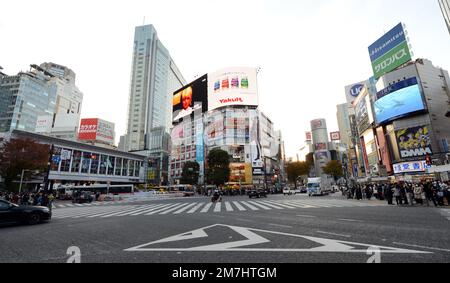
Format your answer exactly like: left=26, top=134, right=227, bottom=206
left=0, top=191, right=55, bottom=210
left=344, top=181, right=450, bottom=207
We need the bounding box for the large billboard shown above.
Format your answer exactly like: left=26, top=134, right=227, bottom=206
left=78, top=118, right=99, bottom=141
left=396, top=126, right=433, bottom=160
left=173, top=74, right=208, bottom=122
left=368, top=23, right=412, bottom=79
left=374, top=78, right=425, bottom=124
left=208, top=67, right=258, bottom=111
left=78, top=118, right=115, bottom=144
left=393, top=161, right=427, bottom=174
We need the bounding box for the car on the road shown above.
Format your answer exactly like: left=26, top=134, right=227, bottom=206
left=248, top=190, right=267, bottom=199
left=72, top=191, right=94, bottom=204
left=283, top=187, right=295, bottom=195
left=0, top=199, right=52, bottom=226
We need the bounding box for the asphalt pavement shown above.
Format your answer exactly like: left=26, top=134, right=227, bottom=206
left=1, top=193, right=449, bottom=263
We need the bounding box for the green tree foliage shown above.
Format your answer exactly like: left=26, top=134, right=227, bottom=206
left=322, top=160, right=344, bottom=181
left=181, top=161, right=200, bottom=185
left=0, top=138, right=49, bottom=191
left=206, top=149, right=230, bottom=187
left=286, top=162, right=309, bottom=188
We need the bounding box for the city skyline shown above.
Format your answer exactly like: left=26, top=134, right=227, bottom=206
left=1, top=0, right=449, bottom=159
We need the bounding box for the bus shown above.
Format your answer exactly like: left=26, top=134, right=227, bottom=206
left=56, top=184, right=135, bottom=200
left=170, top=185, right=195, bottom=197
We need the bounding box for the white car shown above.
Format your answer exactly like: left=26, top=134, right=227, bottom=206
left=283, top=188, right=294, bottom=195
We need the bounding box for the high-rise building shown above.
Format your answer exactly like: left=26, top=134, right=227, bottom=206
left=439, top=0, right=450, bottom=34
left=37, top=62, right=83, bottom=140
left=125, top=25, right=185, bottom=152
left=124, top=24, right=186, bottom=185
left=310, top=118, right=330, bottom=177
left=336, top=103, right=352, bottom=147
left=0, top=65, right=57, bottom=133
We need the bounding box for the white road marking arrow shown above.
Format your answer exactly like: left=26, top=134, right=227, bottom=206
left=124, top=224, right=432, bottom=254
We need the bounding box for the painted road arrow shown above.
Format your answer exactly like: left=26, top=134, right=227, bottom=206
left=124, top=224, right=432, bottom=254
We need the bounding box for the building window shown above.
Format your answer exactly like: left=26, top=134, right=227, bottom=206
left=60, top=149, right=71, bottom=172
left=81, top=152, right=91, bottom=174
left=129, top=160, right=135, bottom=177
left=50, top=147, right=62, bottom=171
left=122, top=159, right=129, bottom=176
left=99, top=155, right=107, bottom=175
left=107, top=156, right=115, bottom=175
left=90, top=153, right=99, bottom=174
left=115, top=158, right=123, bottom=176
left=71, top=151, right=81, bottom=173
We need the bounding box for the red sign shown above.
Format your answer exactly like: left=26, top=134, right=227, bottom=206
left=330, top=132, right=341, bottom=141
left=78, top=118, right=99, bottom=141
left=305, top=132, right=312, bottom=141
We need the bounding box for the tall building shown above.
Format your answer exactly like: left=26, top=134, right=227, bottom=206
left=0, top=65, right=57, bottom=133
left=37, top=63, right=83, bottom=140
left=310, top=118, right=330, bottom=177
left=124, top=24, right=186, bottom=185
left=439, top=0, right=450, bottom=34
left=336, top=103, right=352, bottom=147
left=125, top=24, right=185, bottom=152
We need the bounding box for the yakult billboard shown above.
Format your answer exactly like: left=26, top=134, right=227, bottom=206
left=208, top=67, right=258, bottom=111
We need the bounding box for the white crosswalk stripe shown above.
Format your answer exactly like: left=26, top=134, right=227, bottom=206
left=200, top=203, right=213, bottom=213
left=159, top=203, right=190, bottom=215
left=145, top=203, right=182, bottom=215
left=248, top=201, right=271, bottom=210
left=213, top=202, right=222, bottom=212
left=187, top=203, right=205, bottom=214
left=173, top=203, right=198, bottom=214
left=232, top=201, right=246, bottom=211
left=131, top=203, right=173, bottom=216
left=239, top=201, right=260, bottom=211
left=224, top=201, right=234, bottom=212
left=52, top=197, right=386, bottom=219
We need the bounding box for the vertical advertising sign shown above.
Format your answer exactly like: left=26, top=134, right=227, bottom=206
left=196, top=120, right=204, bottom=164
left=360, top=137, right=371, bottom=175
left=96, top=119, right=115, bottom=144
left=330, top=132, right=341, bottom=141
left=305, top=132, right=312, bottom=142
left=368, top=23, right=412, bottom=79
left=375, top=127, right=392, bottom=174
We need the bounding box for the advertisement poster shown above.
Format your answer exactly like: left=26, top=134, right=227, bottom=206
left=368, top=23, right=412, bottom=79
left=173, top=75, right=208, bottom=122
left=305, top=132, right=312, bottom=142
left=396, top=126, right=433, bottom=160
left=78, top=118, right=99, bottom=140
left=315, top=143, right=327, bottom=151
left=208, top=67, right=258, bottom=111
left=96, top=119, right=115, bottom=144
left=330, top=132, right=341, bottom=141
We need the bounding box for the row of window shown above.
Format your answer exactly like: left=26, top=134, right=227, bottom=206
left=50, top=147, right=142, bottom=177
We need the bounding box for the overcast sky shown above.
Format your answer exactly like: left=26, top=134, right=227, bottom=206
left=1, top=0, right=449, bottom=159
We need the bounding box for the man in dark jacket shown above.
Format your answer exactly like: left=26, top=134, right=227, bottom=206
left=424, top=182, right=437, bottom=207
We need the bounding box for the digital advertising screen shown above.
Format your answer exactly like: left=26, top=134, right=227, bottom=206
left=173, top=74, right=208, bottom=122
left=374, top=83, right=425, bottom=125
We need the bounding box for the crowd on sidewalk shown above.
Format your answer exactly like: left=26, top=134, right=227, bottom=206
left=0, top=191, right=55, bottom=210
left=344, top=181, right=450, bottom=207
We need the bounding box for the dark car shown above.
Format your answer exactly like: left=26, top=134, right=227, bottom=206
left=0, top=199, right=52, bottom=225
left=248, top=190, right=267, bottom=199
left=72, top=191, right=94, bottom=204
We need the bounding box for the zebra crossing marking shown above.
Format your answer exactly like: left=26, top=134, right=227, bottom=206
left=52, top=198, right=386, bottom=219
left=187, top=203, right=205, bottom=214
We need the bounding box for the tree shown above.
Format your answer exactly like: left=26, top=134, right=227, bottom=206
left=0, top=138, right=49, bottom=191
left=181, top=161, right=200, bottom=185
left=286, top=162, right=309, bottom=189
left=205, top=149, right=230, bottom=187
left=322, top=160, right=344, bottom=181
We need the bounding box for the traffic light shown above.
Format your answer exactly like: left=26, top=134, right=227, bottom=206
left=425, top=155, right=432, bottom=166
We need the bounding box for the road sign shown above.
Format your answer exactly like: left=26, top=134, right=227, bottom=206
left=124, top=224, right=431, bottom=254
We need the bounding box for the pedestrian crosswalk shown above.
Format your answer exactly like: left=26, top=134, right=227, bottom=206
left=52, top=198, right=384, bottom=220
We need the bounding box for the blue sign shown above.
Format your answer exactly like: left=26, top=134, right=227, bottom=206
left=196, top=144, right=204, bottom=163
left=368, top=23, right=406, bottom=63
left=376, top=77, right=418, bottom=100
left=353, top=164, right=358, bottom=177
left=374, top=83, right=425, bottom=124
left=52, top=155, right=61, bottom=163
left=349, top=84, right=364, bottom=97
